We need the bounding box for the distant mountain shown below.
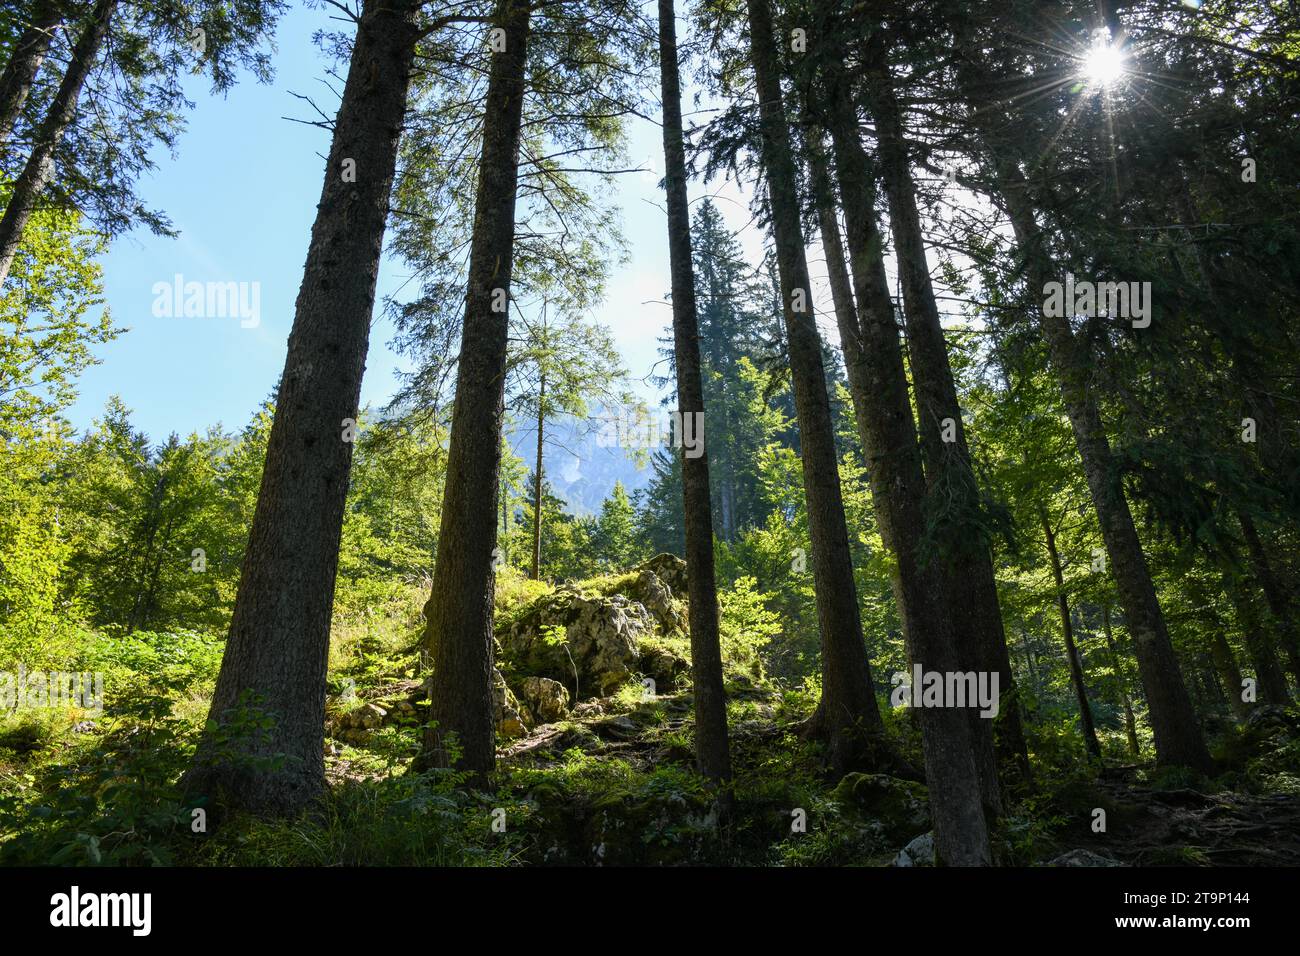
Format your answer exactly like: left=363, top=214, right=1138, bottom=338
left=506, top=414, right=656, bottom=515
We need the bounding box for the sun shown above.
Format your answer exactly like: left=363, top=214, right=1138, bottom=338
left=1084, top=42, right=1125, bottom=87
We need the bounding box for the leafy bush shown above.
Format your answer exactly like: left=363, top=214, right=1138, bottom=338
left=718, top=575, right=781, bottom=677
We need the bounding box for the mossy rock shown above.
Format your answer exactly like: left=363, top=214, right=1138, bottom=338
left=639, top=640, right=690, bottom=690
left=496, top=590, right=649, bottom=698
left=832, top=772, right=930, bottom=841
left=636, top=553, right=688, bottom=594
left=584, top=792, right=718, bottom=865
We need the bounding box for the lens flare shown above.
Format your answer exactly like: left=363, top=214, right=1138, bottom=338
left=1085, top=43, right=1125, bottom=87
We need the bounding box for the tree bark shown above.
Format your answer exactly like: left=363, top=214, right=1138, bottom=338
left=1040, top=509, right=1101, bottom=758
left=865, top=57, right=1029, bottom=788
left=1239, top=513, right=1300, bottom=686
left=0, top=0, right=114, bottom=289
left=0, top=0, right=64, bottom=158
left=1101, top=604, right=1140, bottom=756
left=531, top=365, right=544, bottom=581
left=813, top=45, right=990, bottom=861
left=742, top=0, right=887, bottom=779
left=184, top=0, right=423, bottom=815
left=656, top=0, right=732, bottom=790
left=419, top=0, right=532, bottom=776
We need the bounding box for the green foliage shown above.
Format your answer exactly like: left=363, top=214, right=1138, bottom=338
left=190, top=766, right=510, bottom=867
left=592, top=480, right=639, bottom=570
left=0, top=653, right=204, bottom=865
left=718, top=575, right=780, bottom=676
left=0, top=201, right=115, bottom=669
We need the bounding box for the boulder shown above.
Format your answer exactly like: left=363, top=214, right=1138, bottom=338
left=626, top=568, right=685, bottom=634
left=518, top=676, right=570, bottom=724
left=572, top=698, right=610, bottom=719
left=1245, top=705, right=1297, bottom=735
left=498, top=589, right=650, bottom=698
left=637, top=553, right=688, bottom=595
left=833, top=773, right=930, bottom=842
left=639, top=641, right=690, bottom=690
left=892, top=831, right=935, bottom=867
left=337, top=702, right=388, bottom=731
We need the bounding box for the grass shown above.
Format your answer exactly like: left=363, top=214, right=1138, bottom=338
left=5, top=569, right=1297, bottom=867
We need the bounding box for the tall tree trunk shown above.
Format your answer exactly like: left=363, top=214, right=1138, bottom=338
left=805, top=137, right=873, bottom=465
left=0, top=0, right=64, bottom=158
left=1101, top=604, right=1140, bottom=756
left=954, top=32, right=1211, bottom=775
left=1040, top=509, right=1101, bottom=758
left=865, top=55, right=1029, bottom=788
left=419, top=0, right=532, bottom=776
left=1239, top=513, right=1300, bottom=685
left=656, top=0, right=731, bottom=789
left=812, top=46, right=990, bottom=861
left=1177, top=183, right=1300, bottom=686
left=1208, top=630, right=1249, bottom=719
left=531, top=367, right=544, bottom=581
left=742, top=0, right=887, bottom=780
left=1020, top=627, right=1039, bottom=698
left=184, top=0, right=423, bottom=815
left=986, top=152, right=1211, bottom=775
left=1224, top=573, right=1291, bottom=706
left=0, top=0, right=114, bottom=289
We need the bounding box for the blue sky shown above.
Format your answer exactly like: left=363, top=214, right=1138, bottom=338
left=65, top=2, right=781, bottom=448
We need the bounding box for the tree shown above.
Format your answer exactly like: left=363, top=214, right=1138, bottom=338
left=686, top=199, right=773, bottom=538
left=657, top=0, right=731, bottom=789
left=1040, top=504, right=1101, bottom=758
left=851, top=17, right=1029, bottom=787
left=511, top=301, right=631, bottom=580
left=0, top=193, right=112, bottom=670
left=186, top=0, right=428, bottom=815
left=0, top=0, right=286, bottom=282
left=593, top=480, right=637, bottom=570
left=62, top=409, right=241, bottom=635
left=801, top=3, right=991, bottom=860
left=741, top=0, right=888, bottom=780
left=0, top=0, right=116, bottom=288
left=948, top=7, right=1213, bottom=774
left=0, top=0, right=65, bottom=157
left=420, top=0, right=534, bottom=776
left=635, top=448, right=684, bottom=556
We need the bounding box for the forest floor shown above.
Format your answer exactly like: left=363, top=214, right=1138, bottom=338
left=314, top=674, right=1300, bottom=867
left=2, top=572, right=1299, bottom=866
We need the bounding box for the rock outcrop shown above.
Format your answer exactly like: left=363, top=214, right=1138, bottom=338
left=832, top=772, right=930, bottom=843
left=495, top=557, right=690, bottom=706
left=331, top=557, right=693, bottom=746
left=498, top=589, right=651, bottom=698
left=518, top=676, right=571, bottom=725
